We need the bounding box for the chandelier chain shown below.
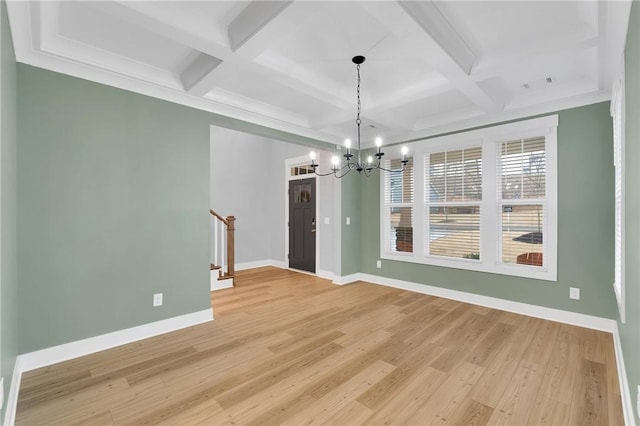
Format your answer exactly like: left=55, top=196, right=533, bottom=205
left=356, top=64, right=361, bottom=127
left=308, top=55, right=408, bottom=178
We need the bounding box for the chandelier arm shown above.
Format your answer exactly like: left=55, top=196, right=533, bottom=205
left=313, top=168, right=342, bottom=177
left=333, top=166, right=353, bottom=179
left=376, top=164, right=408, bottom=173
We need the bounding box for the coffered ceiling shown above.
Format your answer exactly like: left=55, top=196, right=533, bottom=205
left=6, top=1, right=632, bottom=147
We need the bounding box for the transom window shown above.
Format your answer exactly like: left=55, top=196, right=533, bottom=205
left=380, top=115, right=558, bottom=281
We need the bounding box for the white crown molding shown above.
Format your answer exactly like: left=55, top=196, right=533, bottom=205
left=7, top=1, right=622, bottom=150
left=386, top=89, right=610, bottom=147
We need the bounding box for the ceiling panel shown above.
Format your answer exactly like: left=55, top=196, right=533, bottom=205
left=58, top=2, right=196, bottom=72
left=6, top=0, right=630, bottom=145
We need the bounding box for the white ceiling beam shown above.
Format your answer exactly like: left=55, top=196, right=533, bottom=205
left=397, top=1, right=476, bottom=75
left=180, top=53, right=224, bottom=94
left=183, top=1, right=302, bottom=97
left=106, top=1, right=349, bottom=110
left=228, top=1, right=293, bottom=51
left=360, top=2, right=499, bottom=113
left=107, top=1, right=232, bottom=60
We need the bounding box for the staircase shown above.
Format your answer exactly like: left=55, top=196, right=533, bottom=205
left=210, top=209, right=235, bottom=290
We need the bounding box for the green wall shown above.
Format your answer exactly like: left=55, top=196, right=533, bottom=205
left=17, top=65, right=213, bottom=353
left=357, top=102, right=617, bottom=319
left=341, top=171, right=362, bottom=275
left=621, top=2, right=640, bottom=422
left=0, top=0, right=17, bottom=420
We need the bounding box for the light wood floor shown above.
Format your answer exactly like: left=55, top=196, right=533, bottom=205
left=16, top=267, right=623, bottom=425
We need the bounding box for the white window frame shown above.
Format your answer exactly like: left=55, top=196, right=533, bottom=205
left=611, top=67, right=626, bottom=323
left=381, top=115, right=558, bottom=281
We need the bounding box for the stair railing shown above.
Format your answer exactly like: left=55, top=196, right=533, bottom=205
left=210, top=209, right=235, bottom=281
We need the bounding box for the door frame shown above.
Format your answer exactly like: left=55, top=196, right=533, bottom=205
left=285, top=155, right=320, bottom=275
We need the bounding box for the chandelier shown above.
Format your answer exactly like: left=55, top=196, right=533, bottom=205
left=310, top=55, right=409, bottom=178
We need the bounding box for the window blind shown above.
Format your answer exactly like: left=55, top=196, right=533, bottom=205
left=498, top=137, right=546, bottom=267
left=426, top=147, right=482, bottom=259
left=383, top=158, right=414, bottom=253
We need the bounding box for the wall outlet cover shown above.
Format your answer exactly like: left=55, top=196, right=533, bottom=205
left=376, top=260, right=382, bottom=269
left=569, top=287, right=580, bottom=300
left=637, top=385, right=640, bottom=416
left=346, top=217, right=351, bottom=225
left=153, top=293, right=163, bottom=307
left=324, top=217, right=330, bottom=225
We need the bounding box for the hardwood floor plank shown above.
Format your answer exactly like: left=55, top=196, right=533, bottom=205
left=320, top=400, right=372, bottom=426
left=279, top=360, right=394, bottom=426
left=568, top=359, right=609, bottom=426
left=485, top=361, right=545, bottom=425
left=444, top=397, right=494, bottom=426
left=15, top=267, right=623, bottom=426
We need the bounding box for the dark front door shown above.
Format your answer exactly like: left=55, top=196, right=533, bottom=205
left=289, top=178, right=316, bottom=273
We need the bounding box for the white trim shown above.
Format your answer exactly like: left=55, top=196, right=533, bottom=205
left=611, top=64, right=626, bottom=323
left=271, top=260, right=287, bottom=269
left=356, top=272, right=616, bottom=332
left=332, top=273, right=361, bottom=286
left=3, top=357, right=22, bottom=426
left=284, top=155, right=321, bottom=275
left=233, top=259, right=288, bottom=271
left=235, top=259, right=275, bottom=271
left=612, top=322, right=636, bottom=426
left=317, top=269, right=334, bottom=280
left=381, top=115, right=558, bottom=282
left=210, top=270, right=234, bottom=291
left=18, top=309, right=213, bottom=373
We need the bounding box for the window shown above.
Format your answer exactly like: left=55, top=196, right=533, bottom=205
left=426, top=147, right=482, bottom=259
left=381, top=115, right=558, bottom=281
left=382, top=159, right=414, bottom=253
left=611, top=69, right=625, bottom=322
left=498, top=137, right=546, bottom=267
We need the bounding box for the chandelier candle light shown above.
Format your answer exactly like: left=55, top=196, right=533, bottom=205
left=310, top=55, right=409, bottom=178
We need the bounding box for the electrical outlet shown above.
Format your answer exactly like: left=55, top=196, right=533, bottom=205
left=637, top=385, right=640, bottom=416
left=324, top=217, right=330, bottom=225
left=569, top=287, right=580, bottom=300
left=153, top=293, right=163, bottom=307
left=376, top=260, right=382, bottom=269
left=346, top=217, right=351, bottom=225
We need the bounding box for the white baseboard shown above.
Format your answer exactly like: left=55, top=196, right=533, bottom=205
left=332, top=273, right=361, bottom=286
left=210, top=270, right=233, bottom=290
left=3, top=309, right=213, bottom=425
left=211, top=278, right=234, bottom=290
left=3, top=357, right=22, bottom=426
left=317, top=270, right=334, bottom=280
left=234, top=259, right=288, bottom=271
left=613, top=323, right=636, bottom=426
left=19, top=308, right=213, bottom=373
left=350, top=273, right=633, bottom=418
left=357, top=272, right=617, bottom=332
left=235, top=260, right=273, bottom=271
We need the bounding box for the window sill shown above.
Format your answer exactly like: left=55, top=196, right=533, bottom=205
left=381, top=252, right=557, bottom=282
